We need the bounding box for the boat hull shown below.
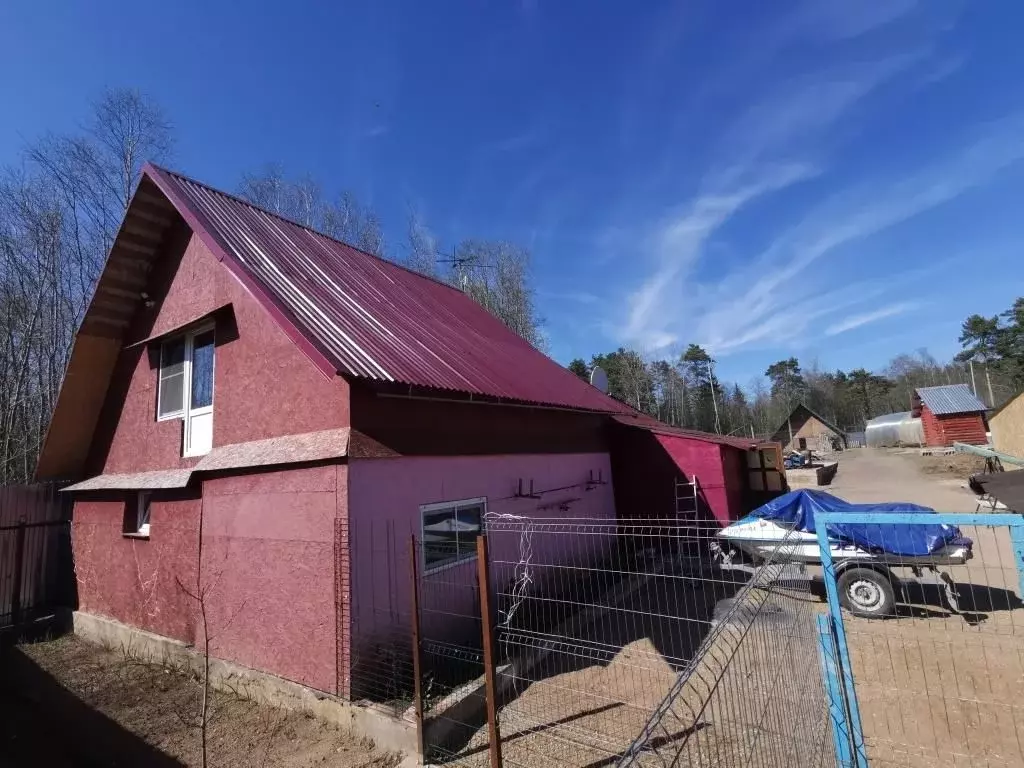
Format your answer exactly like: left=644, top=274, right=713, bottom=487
left=717, top=518, right=971, bottom=566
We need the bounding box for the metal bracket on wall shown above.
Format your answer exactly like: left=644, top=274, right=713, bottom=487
left=514, top=478, right=542, bottom=499
left=585, top=468, right=608, bottom=490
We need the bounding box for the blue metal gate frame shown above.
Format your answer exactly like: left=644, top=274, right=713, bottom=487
left=815, top=512, right=1024, bottom=768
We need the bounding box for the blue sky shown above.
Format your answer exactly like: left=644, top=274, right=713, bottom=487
left=3, top=1, right=1023, bottom=385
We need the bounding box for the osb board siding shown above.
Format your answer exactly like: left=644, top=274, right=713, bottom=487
left=202, top=463, right=338, bottom=496
left=609, top=424, right=740, bottom=523
left=199, top=466, right=342, bottom=695
left=334, top=463, right=351, bottom=699
left=346, top=453, right=615, bottom=688
left=72, top=496, right=200, bottom=642
left=610, top=422, right=680, bottom=520
left=88, top=231, right=349, bottom=476
left=349, top=383, right=607, bottom=456
left=654, top=433, right=734, bottom=524
left=193, top=428, right=350, bottom=473
left=991, top=394, right=1024, bottom=465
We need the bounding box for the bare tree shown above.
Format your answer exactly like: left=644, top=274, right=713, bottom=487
left=0, top=87, right=172, bottom=483
left=238, top=167, right=385, bottom=256
left=322, top=191, right=385, bottom=256
left=239, top=164, right=325, bottom=228
left=403, top=209, right=439, bottom=277
left=452, top=239, right=545, bottom=349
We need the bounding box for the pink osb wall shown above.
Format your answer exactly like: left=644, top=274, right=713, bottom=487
left=88, top=230, right=349, bottom=475
left=198, top=464, right=347, bottom=695
left=653, top=434, right=740, bottom=524
left=345, top=452, right=616, bottom=688
left=73, top=495, right=200, bottom=642
left=73, top=463, right=349, bottom=696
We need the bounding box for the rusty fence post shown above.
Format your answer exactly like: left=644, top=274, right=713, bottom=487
left=476, top=533, right=503, bottom=768
left=408, top=535, right=425, bottom=759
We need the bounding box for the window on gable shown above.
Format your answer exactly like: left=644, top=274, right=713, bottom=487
left=190, top=329, right=215, bottom=409
left=421, top=498, right=485, bottom=572
left=156, top=324, right=216, bottom=456
left=158, top=338, right=187, bottom=419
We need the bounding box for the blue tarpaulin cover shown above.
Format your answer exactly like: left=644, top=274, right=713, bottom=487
left=750, top=489, right=969, bottom=556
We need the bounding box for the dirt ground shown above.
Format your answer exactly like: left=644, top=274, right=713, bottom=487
left=906, top=452, right=989, bottom=480
left=823, top=449, right=1024, bottom=767
left=0, top=634, right=400, bottom=768
left=827, top=447, right=982, bottom=511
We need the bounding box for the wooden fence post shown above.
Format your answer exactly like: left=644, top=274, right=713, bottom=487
left=476, top=533, right=503, bottom=768
left=408, top=535, right=425, bottom=758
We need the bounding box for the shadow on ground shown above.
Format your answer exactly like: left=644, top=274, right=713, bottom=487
left=424, top=543, right=749, bottom=764
left=0, top=641, right=183, bottom=767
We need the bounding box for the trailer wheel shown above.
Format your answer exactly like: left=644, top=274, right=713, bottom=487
left=837, top=568, right=894, bottom=618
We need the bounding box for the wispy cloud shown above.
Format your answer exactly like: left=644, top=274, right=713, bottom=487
left=825, top=303, right=916, bottom=336
left=541, top=290, right=599, bottom=305
left=616, top=44, right=931, bottom=351
left=693, top=114, right=1024, bottom=354
left=718, top=53, right=927, bottom=168
left=622, top=163, right=817, bottom=348
left=791, top=0, right=920, bottom=42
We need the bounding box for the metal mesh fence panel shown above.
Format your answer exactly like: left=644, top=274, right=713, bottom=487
left=818, top=514, right=1024, bottom=768
left=425, top=516, right=836, bottom=767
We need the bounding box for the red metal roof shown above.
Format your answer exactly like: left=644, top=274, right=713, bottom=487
left=145, top=164, right=632, bottom=414
left=611, top=414, right=761, bottom=450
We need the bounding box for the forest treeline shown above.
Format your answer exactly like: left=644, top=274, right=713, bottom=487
left=569, top=297, right=1024, bottom=439
left=0, top=88, right=541, bottom=483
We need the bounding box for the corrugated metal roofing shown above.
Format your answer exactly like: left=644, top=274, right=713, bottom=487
left=611, top=414, right=760, bottom=450
left=915, top=384, right=988, bottom=415
left=145, top=165, right=632, bottom=415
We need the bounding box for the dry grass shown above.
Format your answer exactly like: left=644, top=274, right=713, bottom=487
left=0, top=634, right=400, bottom=768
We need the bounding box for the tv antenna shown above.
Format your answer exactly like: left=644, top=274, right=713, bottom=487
left=436, top=247, right=492, bottom=291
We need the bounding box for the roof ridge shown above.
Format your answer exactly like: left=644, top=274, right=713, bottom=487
left=145, top=163, right=463, bottom=295
left=775, top=402, right=845, bottom=437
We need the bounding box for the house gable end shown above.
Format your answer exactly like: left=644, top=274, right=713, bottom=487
left=37, top=176, right=349, bottom=480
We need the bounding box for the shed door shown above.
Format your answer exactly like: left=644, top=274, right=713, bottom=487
left=746, top=445, right=784, bottom=492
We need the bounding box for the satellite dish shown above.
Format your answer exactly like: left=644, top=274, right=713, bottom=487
left=590, top=365, right=609, bottom=394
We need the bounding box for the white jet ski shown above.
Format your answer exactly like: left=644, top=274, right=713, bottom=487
left=717, top=515, right=973, bottom=567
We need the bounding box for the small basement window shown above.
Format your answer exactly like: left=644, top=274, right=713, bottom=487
left=124, top=491, right=152, bottom=538
left=420, top=498, right=485, bottom=573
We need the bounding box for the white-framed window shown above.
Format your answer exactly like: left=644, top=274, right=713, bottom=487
left=126, top=491, right=152, bottom=537
left=420, top=497, right=486, bottom=573
left=157, top=337, right=187, bottom=420
left=156, top=324, right=215, bottom=456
